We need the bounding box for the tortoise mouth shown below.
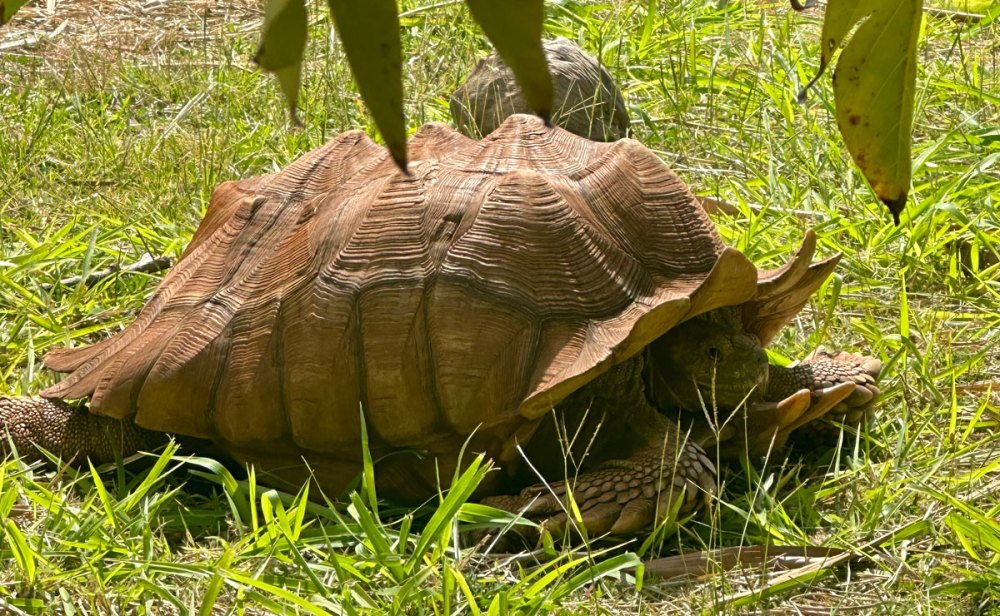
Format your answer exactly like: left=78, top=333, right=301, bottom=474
left=693, top=376, right=765, bottom=392
left=690, top=378, right=766, bottom=406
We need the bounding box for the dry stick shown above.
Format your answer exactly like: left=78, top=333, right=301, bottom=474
left=41, top=253, right=172, bottom=291
left=787, top=0, right=985, bottom=21
left=938, top=381, right=998, bottom=395
left=638, top=545, right=850, bottom=581
left=711, top=524, right=922, bottom=607
left=924, top=7, right=986, bottom=23
left=632, top=517, right=929, bottom=601
left=699, top=196, right=825, bottom=220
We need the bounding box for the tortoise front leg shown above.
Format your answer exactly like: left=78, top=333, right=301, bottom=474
left=482, top=355, right=716, bottom=538
left=766, top=349, right=882, bottom=443
left=690, top=350, right=881, bottom=457
left=483, top=420, right=715, bottom=537
left=767, top=349, right=882, bottom=412
left=0, top=396, right=166, bottom=465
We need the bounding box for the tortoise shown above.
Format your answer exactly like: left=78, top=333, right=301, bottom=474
left=0, top=114, right=880, bottom=536
left=451, top=37, right=630, bottom=142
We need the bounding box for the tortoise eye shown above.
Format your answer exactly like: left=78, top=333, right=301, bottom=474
left=706, top=347, right=722, bottom=361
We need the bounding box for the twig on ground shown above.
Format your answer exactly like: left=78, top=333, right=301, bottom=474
left=699, top=196, right=826, bottom=220
left=638, top=545, right=851, bottom=582
left=42, top=253, right=172, bottom=290
left=925, top=7, right=986, bottom=22
left=938, top=381, right=998, bottom=395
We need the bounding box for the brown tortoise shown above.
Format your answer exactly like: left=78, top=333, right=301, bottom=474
left=0, top=115, right=879, bottom=535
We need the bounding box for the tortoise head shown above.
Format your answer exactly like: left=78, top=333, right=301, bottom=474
left=645, top=307, right=769, bottom=411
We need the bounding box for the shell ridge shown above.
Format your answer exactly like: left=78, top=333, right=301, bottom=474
left=141, top=192, right=304, bottom=384
left=122, top=189, right=307, bottom=426
left=214, top=297, right=287, bottom=444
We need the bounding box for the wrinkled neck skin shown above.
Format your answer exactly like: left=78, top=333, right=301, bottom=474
left=644, top=306, right=769, bottom=414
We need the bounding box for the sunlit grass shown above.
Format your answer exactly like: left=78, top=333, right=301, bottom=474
left=1, top=0, right=999, bottom=612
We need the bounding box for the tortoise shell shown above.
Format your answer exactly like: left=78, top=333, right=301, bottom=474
left=451, top=38, right=631, bottom=141
left=40, top=114, right=831, bottom=496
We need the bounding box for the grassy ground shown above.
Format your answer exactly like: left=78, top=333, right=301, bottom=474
left=1, top=0, right=999, bottom=613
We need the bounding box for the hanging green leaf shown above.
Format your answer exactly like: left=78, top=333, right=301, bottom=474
left=799, top=0, right=923, bottom=224
left=0, top=0, right=29, bottom=26
left=465, top=0, right=553, bottom=124
left=327, top=0, right=407, bottom=171
left=254, top=0, right=308, bottom=126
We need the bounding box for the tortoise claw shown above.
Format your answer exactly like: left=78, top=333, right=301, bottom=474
left=710, top=382, right=856, bottom=458
left=752, top=347, right=883, bottom=449
left=787, top=349, right=883, bottom=444
left=785, top=382, right=856, bottom=432
left=747, top=388, right=812, bottom=429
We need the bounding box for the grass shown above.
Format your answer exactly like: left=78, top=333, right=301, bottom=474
left=1, top=0, right=1000, bottom=613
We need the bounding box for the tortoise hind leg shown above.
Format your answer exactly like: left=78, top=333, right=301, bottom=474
left=483, top=355, right=716, bottom=538
left=0, top=396, right=166, bottom=465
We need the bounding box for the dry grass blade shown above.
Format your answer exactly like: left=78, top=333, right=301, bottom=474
left=0, top=0, right=261, bottom=63
left=715, top=523, right=932, bottom=608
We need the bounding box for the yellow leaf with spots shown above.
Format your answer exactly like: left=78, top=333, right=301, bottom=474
left=801, top=0, right=923, bottom=224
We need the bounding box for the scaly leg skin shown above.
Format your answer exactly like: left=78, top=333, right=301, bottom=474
left=483, top=355, right=716, bottom=540
left=484, top=440, right=714, bottom=538
left=0, top=396, right=166, bottom=465
left=767, top=349, right=882, bottom=446
left=768, top=349, right=882, bottom=414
